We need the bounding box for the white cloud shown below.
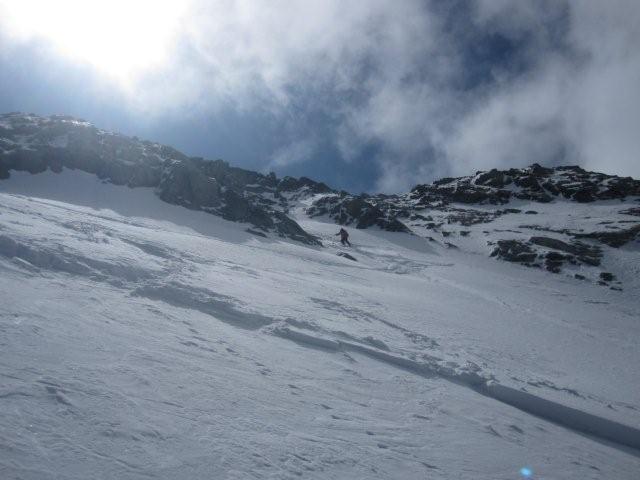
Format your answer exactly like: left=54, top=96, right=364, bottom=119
left=268, top=137, right=318, bottom=169
left=1, top=0, right=639, bottom=190
left=447, top=0, right=640, bottom=179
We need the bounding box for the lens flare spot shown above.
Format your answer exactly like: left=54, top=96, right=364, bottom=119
left=520, top=467, right=533, bottom=477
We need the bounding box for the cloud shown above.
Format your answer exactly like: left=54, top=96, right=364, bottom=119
left=1, top=0, right=639, bottom=191
left=445, top=0, right=640, bottom=179
left=268, top=137, right=318, bottom=169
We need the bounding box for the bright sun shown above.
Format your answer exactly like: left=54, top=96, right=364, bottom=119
left=0, top=0, right=188, bottom=81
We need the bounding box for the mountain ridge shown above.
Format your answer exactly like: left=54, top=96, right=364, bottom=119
left=1, top=112, right=639, bottom=288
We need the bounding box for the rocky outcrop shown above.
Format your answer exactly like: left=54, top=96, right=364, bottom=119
left=491, top=236, right=603, bottom=273
left=409, top=164, right=640, bottom=206
left=306, top=194, right=410, bottom=232
left=158, top=160, right=221, bottom=209
left=277, top=176, right=331, bottom=194
left=490, top=240, right=537, bottom=264
left=574, top=224, right=640, bottom=248
left=620, top=207, right=640, bottom=217
left=0, top=113, right=320, bottom=245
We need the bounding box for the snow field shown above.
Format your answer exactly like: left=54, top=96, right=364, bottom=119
left=0, top=170, right=639, bottom=478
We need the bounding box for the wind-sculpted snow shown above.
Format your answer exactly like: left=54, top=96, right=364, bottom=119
left=274, top=323, right=640, bottom=451
left=1, top=159, right=640, bottom=477
left=133, top=282, right=276, bottom=330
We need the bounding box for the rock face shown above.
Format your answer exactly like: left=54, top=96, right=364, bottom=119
left=409, top=164, right=640, bottom=206
left=306, top=194, right=410, bottom=232
left=490, top=240, right=537, bottom=264
left=277, top=176, right=331, bottom=195
left=490, top=236, right=603, bottom=273
left=574, top=225, right=640, bottom=248
left=0, top=113, right=320, bottom=245
left=157, top=160, right=221, bottom=209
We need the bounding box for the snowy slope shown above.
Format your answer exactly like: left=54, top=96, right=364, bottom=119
left=1, top=169, right=639, bottom=479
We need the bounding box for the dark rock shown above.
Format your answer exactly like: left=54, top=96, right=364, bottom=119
left=530, top=163, right=553, bottom=176
left=545, top=251, right=567, bottom=261
left=451, top=186, right=511, bottom=204
left=514, top=191, right=553, bottom=203
left=220, top=190, right=252, bottom=221
left=444, top=209, right=499, bottom=226
left=542, top=181, right=560, bottom=195
left=529, top=236, right=602, bottom=268
left=475, top=169, right=505, bottom=187
left=525, top=210, right=538, bottom=214
left=620, top=207, right=640, bottom=216
left=157, top=161, right=221, bottom=209
left=577, top=254, right=601, bottom=267
left=599, top=272, right=615, bottom=282
left=599, top=177, right=640, bottom=199
left=272, top=211, right=321, bottom=245
left=410, top=213, right=433, bottom=221
left=545, top=262, right=562, bottom=273
left=278, top=176, right=331, bottom=194
left=574, top=225, right=640, bottom=248
left=574, top=274, right=586, bottom=280
left=491, top=240, right=537, bottom=263
left=572, top=189, right=595, bottom=203
left=530, top=236, right=577, bottom=254
left=514, top=175, right=541, bottom=190
left=307, top=195, right=410, bottom=233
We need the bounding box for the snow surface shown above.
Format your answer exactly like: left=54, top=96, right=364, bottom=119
left=0, top=169, right=639, bottom=479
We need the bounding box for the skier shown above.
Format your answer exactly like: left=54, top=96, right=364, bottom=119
left=335, top=227, right=351, bottom=247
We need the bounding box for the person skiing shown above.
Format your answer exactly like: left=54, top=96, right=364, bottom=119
left=336, top=227, right=351, bottom=247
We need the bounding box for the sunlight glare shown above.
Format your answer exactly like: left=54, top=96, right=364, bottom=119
left=0, top=0, right=189, bottom=81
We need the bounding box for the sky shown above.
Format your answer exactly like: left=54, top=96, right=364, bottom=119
left=0, top=0, right=639, bottom=193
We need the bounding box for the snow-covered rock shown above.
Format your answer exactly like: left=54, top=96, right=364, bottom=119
left=0, top=113, right=320, bottom=245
